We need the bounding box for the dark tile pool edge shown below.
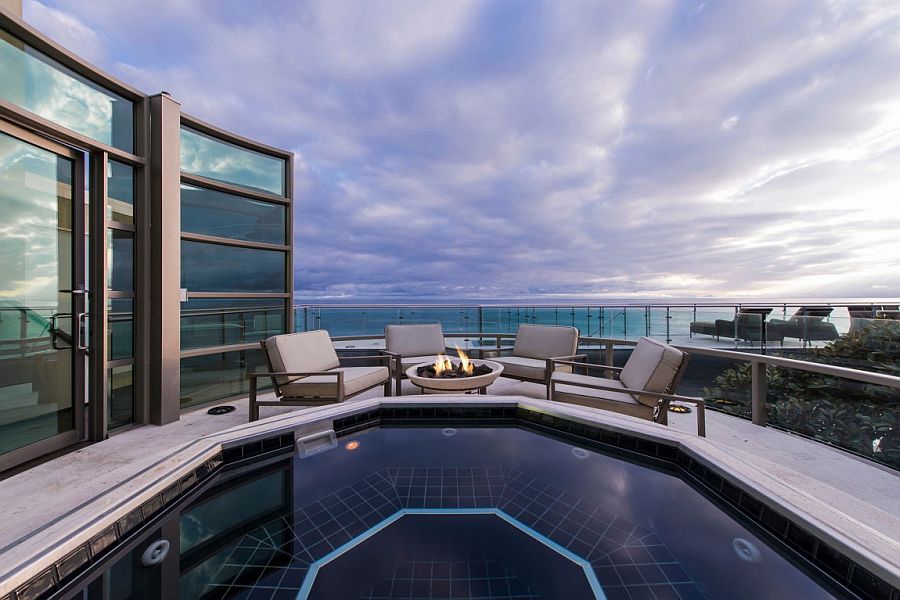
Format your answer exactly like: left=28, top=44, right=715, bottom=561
left=8, top=432, right=295, bottom=600
left=333, top=405, right=898, bottom=600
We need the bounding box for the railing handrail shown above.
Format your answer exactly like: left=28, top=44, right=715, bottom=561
left=328, top=332, right=900, bottom=390
left=294, top=301, right=899, bottom=309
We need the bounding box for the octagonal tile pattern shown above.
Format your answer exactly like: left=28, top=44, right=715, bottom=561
left=195, top=467, right=705, bottom=600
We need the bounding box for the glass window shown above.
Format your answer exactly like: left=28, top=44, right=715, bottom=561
left=109, top=365, right=133, bottom=429
left=108, top=160, right=134, bottom=224
left=107, top=230, right=134, bottom=290
left=180, top=349, right=270, bottom=408
left=109, top=298, right=133, bottom=360
left=180, top=127, right=284, bottom=196
left=181, top=298, right=286, bottom=350
left=181, top=241, right=286, bottom=293
left=0, top=29, right=134, bottom=152
left=181, top=184, right=285, bottom=244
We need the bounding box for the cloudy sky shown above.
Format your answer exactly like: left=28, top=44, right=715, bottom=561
left=24, top=0, right=900, bottom=301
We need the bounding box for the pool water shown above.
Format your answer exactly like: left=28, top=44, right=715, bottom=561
left=178, top=426, right=841, bottom=600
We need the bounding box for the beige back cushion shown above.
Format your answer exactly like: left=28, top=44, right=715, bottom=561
left=385, top=324, right=445, bottom=357
left=264, top=330, right=340, bottom=385
left=619, top=337, right=685, bottom=407
left=512, top=324, right=579, bottom=359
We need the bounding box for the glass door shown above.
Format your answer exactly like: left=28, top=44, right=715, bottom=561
left=0, top=124, right=86, bottom=470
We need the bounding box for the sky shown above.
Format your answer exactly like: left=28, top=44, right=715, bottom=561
left=22, top=0, right=900, bottom=301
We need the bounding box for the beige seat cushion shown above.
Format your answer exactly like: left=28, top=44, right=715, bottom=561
left=550, top=372, right=653, bottom=419
left=492, top=356, right=548, bottom=381
left=264, top=330, right=340, bottom=386
left=512, top=324, right=579, bottom=359
left=281, top=366, right=389, bottom=398
left=385, top=324, right=446, bottom=357
left=619, top=337, right=684, bottom=407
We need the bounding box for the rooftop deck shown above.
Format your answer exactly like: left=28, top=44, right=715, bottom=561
left=1, top=377, right=897, bottom=596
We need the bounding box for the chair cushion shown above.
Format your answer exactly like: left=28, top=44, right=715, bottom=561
left=264, top=330, right=340, bottom=386
left=492, top=356, right=548, bottom=381
left=281, top=366, right=388, bottom=398
left=619, top=337, right=684, bottom=407
left=511, top=324, right=579, bottom=359
left=550, top=372, right=653, bottom=419
left=385, top=324, right=446, bottom=357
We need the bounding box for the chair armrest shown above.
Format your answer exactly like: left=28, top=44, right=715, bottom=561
left=549, top=377, right=706, bottom=437
left=339, top=353, right=393, bottom=366
left=549, top=359, right=621, bottom=375
left=250, top=371, right=339, bottom=379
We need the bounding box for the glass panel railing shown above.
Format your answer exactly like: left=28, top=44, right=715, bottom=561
left=765, top=368, right=899, bottom=469
left=0, top=29, right=134, bottom=152
left=180, top=127, right=285, bottom=196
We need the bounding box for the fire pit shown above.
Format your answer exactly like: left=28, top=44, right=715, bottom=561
left=405, top=348, right=503, bottom=394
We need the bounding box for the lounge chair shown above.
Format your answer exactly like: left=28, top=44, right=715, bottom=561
left=382, top=323, right=452, bottom=396
left=714, top=310, right=783, bottom=344
left=490, top=324, right=583, bottom=398
left=249, top=329, right=391, bottom=421
left=770, top=307, right=838, bottom=344
left=549, top=336, right=706, bottom=436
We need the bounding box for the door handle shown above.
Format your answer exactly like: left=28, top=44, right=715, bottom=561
left=76, top=312, right=89, bottom=351
left=50, top=313, right=74, bottom=350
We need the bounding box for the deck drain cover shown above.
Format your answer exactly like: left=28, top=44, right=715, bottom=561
left=207, top=405, right=236, bottom=415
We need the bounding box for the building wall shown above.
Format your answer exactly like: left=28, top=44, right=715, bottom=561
left=0, top=7, right=293, bottom=471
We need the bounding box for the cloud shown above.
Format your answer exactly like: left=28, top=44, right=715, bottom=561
left=24, top=0, right=900, bottom=300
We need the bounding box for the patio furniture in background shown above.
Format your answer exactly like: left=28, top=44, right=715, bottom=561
left=383, top=323, right=452, bottom=396
left=490, top=324, right=583, bottom=397
left=549, top=336, right=705, bottom=436
left=689, top=320, right=718, bottom=339
left=714, top=308, right=782, bottom=344
left=250, top=329, right=391, bottom=421
left=770, top=307, right=838, bottom=344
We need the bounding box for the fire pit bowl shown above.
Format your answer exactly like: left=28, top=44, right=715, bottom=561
left=405, top=359, right=503, bottom=394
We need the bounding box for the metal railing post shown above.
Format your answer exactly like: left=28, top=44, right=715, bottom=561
left=751, top=360, right=767, bottom=426
left=666, top=306, right=671, bottom=344
left=605, top=341, right=614, bottom=367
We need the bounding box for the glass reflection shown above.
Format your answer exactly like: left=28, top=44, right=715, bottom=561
left=180, top=127, right=284, bottom=196
left=108, top=365, right=133, bottom=429
left=181, top=298, right=286, bottom=350
left=107, top=230, right=134, bottom=290
left=0, top=29, right=134, bottom=152
left=181, top=184, right=285, bottom=244
left=180, top=349, right=270, bottom=407
left=0, top=131, right=76, bottom=454
left=181, top=241, right=286, bottom=293
left=109, top=298, right=133, bottom=360
left=108, top=160, right=134, bottom=224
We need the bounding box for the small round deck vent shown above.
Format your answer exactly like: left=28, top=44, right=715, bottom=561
left=207, top=405, right=236, bottom=415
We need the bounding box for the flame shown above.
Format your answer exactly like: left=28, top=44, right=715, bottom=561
left=455, top=345, right=474, bottom=375
left=433, top=353, right=453, bottom=375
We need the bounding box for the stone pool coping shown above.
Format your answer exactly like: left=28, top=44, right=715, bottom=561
left=0, top=395, right=897, bottom=598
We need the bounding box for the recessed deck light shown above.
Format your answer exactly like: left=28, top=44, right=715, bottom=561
left=345, top=441, right=360, bottom=451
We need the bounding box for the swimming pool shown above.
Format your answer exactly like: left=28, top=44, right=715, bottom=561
left=16, top=402, right=893, bottom=600
left=172, top=425, right=841, bottom=599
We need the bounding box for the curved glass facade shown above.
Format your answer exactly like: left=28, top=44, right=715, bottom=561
left=181, top=184, right=285, bottom=244
left=180, top=127, right=285, bottom=196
